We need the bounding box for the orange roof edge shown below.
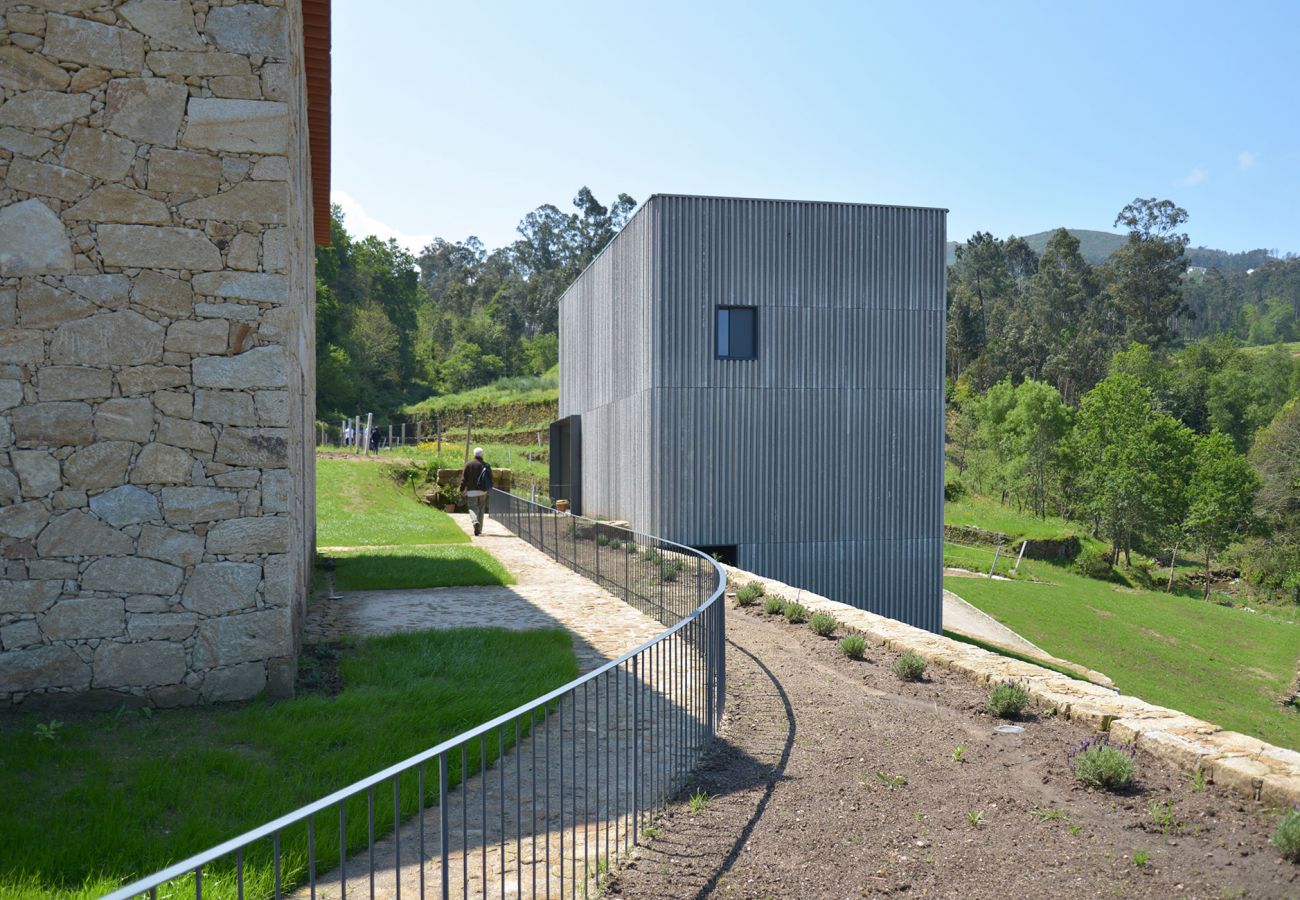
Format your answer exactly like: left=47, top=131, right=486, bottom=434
left=303, top=0, right=331, bottom=246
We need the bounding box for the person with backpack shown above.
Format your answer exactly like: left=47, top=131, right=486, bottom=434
left=460, top=447, right=493, bottom=536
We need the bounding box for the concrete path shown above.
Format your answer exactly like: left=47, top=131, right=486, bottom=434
left=301, top=514, right=703, bottom=899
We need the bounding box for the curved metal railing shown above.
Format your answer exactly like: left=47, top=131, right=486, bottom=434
left=104, top=490, right=726, bottom=900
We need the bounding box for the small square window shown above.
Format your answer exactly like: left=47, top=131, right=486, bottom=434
left=716, top=306, right=757, bottom=360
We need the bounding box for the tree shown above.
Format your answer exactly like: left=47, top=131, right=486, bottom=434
left=1181, top=431, right=1258, bottom=599
left=1003, top=379, right=1072, bottom=517
left=1238, top=401, right=1300, bottom=602
left=1104, top=198, right=1190, bottom=349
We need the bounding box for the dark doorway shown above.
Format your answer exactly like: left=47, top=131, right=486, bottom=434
left=548, top=415, right=582, bottom=515
left=695, top=544, right=738, bottom=566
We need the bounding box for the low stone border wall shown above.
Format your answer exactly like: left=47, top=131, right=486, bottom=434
left=723, top=564, right=1300, bottom=808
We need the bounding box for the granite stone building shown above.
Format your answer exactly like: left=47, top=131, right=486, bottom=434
left=0, top=0, right=330, bottom=707
left=558, top=194, right=946, bottom=632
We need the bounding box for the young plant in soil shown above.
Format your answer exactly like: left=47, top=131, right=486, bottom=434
left=1271, top=806, right=1300, bottom=862
left=985, top=680, right=1030, bottom=719
left=892, top=651, right=927, bottom=682
left=735, top=582, right=765, bottom=607
left=808, top=612, right=838, bottom=637
left=838, top=634, right=866, bottom=660
left=1068, top=734, right=1137, bottom=791
left=783, top=602, right=809, bottom=624
left=1148, top=799, right=1183, bottom=835
left=1187, top=768, right=1207, bottom=793
left=1132, top=849, right=1150, bottom=867
left=967, top=809, right=985, bottom=828
left=951, top=744, right=966, bottom=763
left=688, top=788, right=711, bottom=815
left=762, top=595, right=786, bottom=616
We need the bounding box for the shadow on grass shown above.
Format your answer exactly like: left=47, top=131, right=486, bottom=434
left=326, top=546, right=514, bottom=590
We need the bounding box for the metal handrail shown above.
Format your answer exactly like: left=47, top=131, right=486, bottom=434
left=104, top=488, right=726, bottom=900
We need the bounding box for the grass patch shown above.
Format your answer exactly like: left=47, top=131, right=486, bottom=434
left=949, top=566, right=1300, bottom=749
left=942, top=630, right=1089, bottom=682
left=0, top=628, right=578, bottom=899
left=316, top=458, right=467, bottom=547
left=944, top=493, right=1083, bottom=542
left=329, top=545, right=514, bottom=590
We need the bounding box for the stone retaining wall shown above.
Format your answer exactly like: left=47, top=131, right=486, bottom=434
left=0, top=0, right=314, bottom=708
left=724, top=564, right=1300, bottom=808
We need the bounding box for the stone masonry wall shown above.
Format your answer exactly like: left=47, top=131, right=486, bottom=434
left=0, top=0, right=314, bottom=708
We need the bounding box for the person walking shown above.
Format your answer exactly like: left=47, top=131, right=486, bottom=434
left=460, top=447, right=492, bottom=536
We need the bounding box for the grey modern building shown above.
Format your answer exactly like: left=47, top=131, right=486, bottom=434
left=556, top=194, right=946, bottom=632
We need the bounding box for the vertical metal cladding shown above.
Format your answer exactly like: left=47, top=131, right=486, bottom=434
left=560, top=194, right=946, bottom=632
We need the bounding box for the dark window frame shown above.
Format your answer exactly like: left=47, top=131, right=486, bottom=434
left=715, top=305, right=758, bottom=360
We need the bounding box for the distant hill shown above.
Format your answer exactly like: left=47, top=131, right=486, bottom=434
left=946, top=229, right=1279, bottom=271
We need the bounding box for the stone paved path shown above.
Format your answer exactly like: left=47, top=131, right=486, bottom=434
left=300, top=514, right=707, bottom=899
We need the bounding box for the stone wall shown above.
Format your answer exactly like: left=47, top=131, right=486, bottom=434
left=0, top=0, right=315, bottom=708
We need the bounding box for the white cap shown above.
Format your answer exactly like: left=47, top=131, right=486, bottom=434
left=473, top=447, right=484, bottom=459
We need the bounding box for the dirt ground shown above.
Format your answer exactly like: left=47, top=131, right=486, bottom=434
left=609, top=602, right=1299, bottom=899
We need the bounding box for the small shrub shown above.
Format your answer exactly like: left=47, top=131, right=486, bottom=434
left=944, top=476, right=967, bottom=501
left=838, top=634, right=867, bottom=659
left=1147, top=799, right=1183, bottom=835
left=985, top=680, right=1030, bottom=719
left=625, top=543, right=638, bottom=555
left=951, top=744, right=966, bottom=763
left=808, top=612, right=838, bottom=637
left=1132, top=849, right=1149, bottom=867
left=735, top=582, right=765, bottom=607
left=783, top=602, right=809, bottom=624
left=688, top=788, right=710, bottom=815
left=1068, top=734, right=1136, bottom=791
left=892, top=651, right=927, bottom=681
left=643, top=547, right=662, bottom=564
left=1076, top=546, right=1114, bottom=579
left=658, top=559, right=684, bottom=583
left=763, top=595, right=785, bottom=616
left=596, top=534, right=610, bottom=547
left=1187, top=768, right=1207, bottom=793
left=1271, top=806, right=1300, bottom=862
left=608, top=537, right=621, bottom=550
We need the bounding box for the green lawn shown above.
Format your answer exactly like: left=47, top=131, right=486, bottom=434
left=316, top=457, right=468, bottom=547
left=945, top=492, right=1089, bottom=543
left=0, top=629, right=578, bottom=900
left=332, top=545, right=514, bottom=590
left=948, top=569, right=1300, bottom=750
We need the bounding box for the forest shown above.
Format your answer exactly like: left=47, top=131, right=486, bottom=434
left=315, top=192, right=1300, bottom=604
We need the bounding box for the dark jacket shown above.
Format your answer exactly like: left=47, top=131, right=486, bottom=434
left=461, top=459, right=488, bottom=492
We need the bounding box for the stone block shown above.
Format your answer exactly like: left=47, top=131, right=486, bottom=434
left=227, top=233, right=259, bottom=271
left=0, top=292, right=14, bottom=329
left=1, top=619, right=43, bottom=650
left=0, top=644, right=89, bottom=692
left=180, top=98, right=289, bottom=154
left=39, top=597, right=125, bottom=640
left=205, top=515, right=287, bottom=554
left=50, top=490, right=86, bottom=510
left=150, top=683, right=200, bottom=707
left=210, top=75, right=261, bottom=99
left=69, top=67, right=110, bottom=93
left=63, top=441, right=135, bottom=490
left=45, top=14, right=145, bottom=71
left=89, top=484, right=159, bottom=527
left=201, top=660, right=266, bottom=702
left=191, top=271, right=287, bottom=302
left=65, top=274, right=131, bottom=308
left=261, top=552, right=289, bottom=606
left=37, top=366, right=112, bottom=401
left=130, top=442, right=192, bottom=485
left=0, top=44, right=71, bottom=91
left=193, top=606, right=291, bottom=668
left=131, top=271, right=195, bottom=319
left=127, top=611, right=198, bottom=641
left=98, top=224, right=223, bottom=271
left=0, top=500, right=49, bottom=539
left=160, top=486, right=239, bottom=524
left=18, top=281, right=93, bottom=328
left=255, top=390, right=288, bottom=425
left=0, top=199, right=74, bottom=276
left=95, top=397, right=154, bottom=440
left=0, top=466, right=19, bottom=505
left=0, top=578, right=61, bottom=614
left=12, top=402, right=94, bottom=446
left=203, top=4, right=287, bottom=56
left=0, top=379, right=19, bottom=410
left=7, top=158, right=93, bottom=202
left=145, top=50, right=251, bottom=77
left=62, top=126, right=136, bottom=183
left=65, top=186, right=171, bottom=225
left=50, top=310, right=164, bottom=367
left=0, top=126, right=56, bottom=158
left=183, top=560, right=260, bottom=615
left=37, top=510, right=133, bottom=561
left=195, top=302, right=258, bottom=320
left=262, top=469, right=289, bottom=513
left=220, top=157, right=251, bottom=184
left=82, top=557, right=183, bottom=595
left=11, top=449, right=60, bottom=497
left=92, top=640, right=186, bottom=688
left=165, top=319, right=228, bottom=355
left=138, top=523, right=204, bottom=566
left=26, top=559, right=77, bottom=579
left=152, top=391, right=192, bottom=420
left=119, top=0, right=204, bottom=50
left=193, top=346, right=286, bottom=389
left=228, top=321, right=256, bottom=354
left=0, top=90, right=92, bottom=129
left=0, top=328, right=45, bottom=365
left=147, top=147, right=221, bottom=195
left=104, top=77, right=188, bottom=146
left=157, top=415, right=214, bottom=453
left=251, top=156, right=289, bottom=181
left=262, top=227, right=287, bottom=274
left=214, top=426, right=287, bottom=468
left=194, top=389, right=256, bottom=425
left=179, top=182, right=288, bottom=226
left=117, top=366, right=191, bottom=397
left=261, top=62, right=289, bottom=101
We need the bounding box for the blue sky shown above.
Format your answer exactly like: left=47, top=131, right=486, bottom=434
left=331, top=1, right=1299, bottom=256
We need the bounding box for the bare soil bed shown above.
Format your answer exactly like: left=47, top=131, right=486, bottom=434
left=610, top=601, right=1299, bottom=898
